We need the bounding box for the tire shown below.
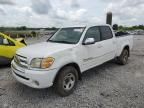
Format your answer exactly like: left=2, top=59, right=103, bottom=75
left=54, top=66, right=78, bottom=97
left=117, top=49, right=129, bottom=65
left=0, top=56, right=11, bottom=65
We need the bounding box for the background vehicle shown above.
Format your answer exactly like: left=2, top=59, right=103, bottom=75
left=11, top=25, right=133, bottom=96
left=0, top=32, right=26, bottom=65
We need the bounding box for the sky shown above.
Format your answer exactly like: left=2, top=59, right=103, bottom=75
left=0, top=0, right=143, bottom=27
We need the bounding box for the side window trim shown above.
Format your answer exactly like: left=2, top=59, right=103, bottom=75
left=98, top=26, right=103, bottom=41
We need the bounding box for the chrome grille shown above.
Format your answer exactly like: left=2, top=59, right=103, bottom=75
left=14, top=54, right=28, bottom=68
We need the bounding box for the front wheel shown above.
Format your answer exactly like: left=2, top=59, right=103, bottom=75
left=116, top=49, right=129, bottom=65
left=54, top=66, right=78, bottom=97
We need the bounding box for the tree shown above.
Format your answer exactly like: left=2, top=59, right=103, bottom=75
left=31, top=31, right=37, bottom=37
left=16, top=26, right=27, bottom=30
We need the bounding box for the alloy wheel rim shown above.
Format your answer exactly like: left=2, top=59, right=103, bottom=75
left=123, top=50, right=128, bottom=63
left=63, top=73, right=75, bottom=91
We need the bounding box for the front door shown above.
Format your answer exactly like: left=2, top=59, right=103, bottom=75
left=81, top=26, right=104, bottom=71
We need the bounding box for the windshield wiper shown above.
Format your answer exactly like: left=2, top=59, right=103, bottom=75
left=48, top=40, right=75, bottom=44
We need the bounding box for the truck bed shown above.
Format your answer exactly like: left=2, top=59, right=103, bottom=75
left=116, top=35, right=133, bottom=57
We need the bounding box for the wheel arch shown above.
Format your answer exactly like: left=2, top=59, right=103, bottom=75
left=123, top=45, right=130, bottom=56
left=53, top=62, right=82, bottom=84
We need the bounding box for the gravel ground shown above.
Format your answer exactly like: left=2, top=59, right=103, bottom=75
left=0, top=35, right=144, bottom=108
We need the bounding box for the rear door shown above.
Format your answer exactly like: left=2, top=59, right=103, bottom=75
left=99, top=26, right=116, bottom=62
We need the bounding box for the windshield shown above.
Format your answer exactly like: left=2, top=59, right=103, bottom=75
left=48, top=27, right=85, bottom=44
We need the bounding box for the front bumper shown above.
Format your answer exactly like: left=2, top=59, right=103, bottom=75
left=11, top=61, right=58, bottom=89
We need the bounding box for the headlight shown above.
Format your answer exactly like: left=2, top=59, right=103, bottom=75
left=30, top=58, right=42, bottom=68
left=30, top=57, right=55, bottom=69
left=41, top=57, right=55, bottom=69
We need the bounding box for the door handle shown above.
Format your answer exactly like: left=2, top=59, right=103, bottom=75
left=113, top=41, right=116, bottom=44
left=97, top=44, right=103, bottom=48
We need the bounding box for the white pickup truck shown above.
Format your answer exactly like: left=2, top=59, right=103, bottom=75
left=11, top=25, right=133, bottom=96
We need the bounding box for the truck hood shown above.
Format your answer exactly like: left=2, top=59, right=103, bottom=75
left=16, top=42, right=75, bottom=58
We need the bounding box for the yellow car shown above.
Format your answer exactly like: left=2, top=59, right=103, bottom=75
left=0, top=32, right=26, bottom=65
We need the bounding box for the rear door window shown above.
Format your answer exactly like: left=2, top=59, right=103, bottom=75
left=100, top=26, right=113, bottom=40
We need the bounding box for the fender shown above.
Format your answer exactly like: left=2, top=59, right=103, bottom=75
left=54, top=54, right=81, bottom=72
left=118, top=44, right=130, bottom=57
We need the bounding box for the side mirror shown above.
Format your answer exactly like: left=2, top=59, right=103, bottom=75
left=3, top=39, right=9, bottom=45
left=83, top=38, right=95, bottom=45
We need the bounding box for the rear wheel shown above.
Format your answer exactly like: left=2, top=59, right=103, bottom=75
left=116, top=49, right=129, bottom=65
left=54, top=66, right=78, bottom=97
